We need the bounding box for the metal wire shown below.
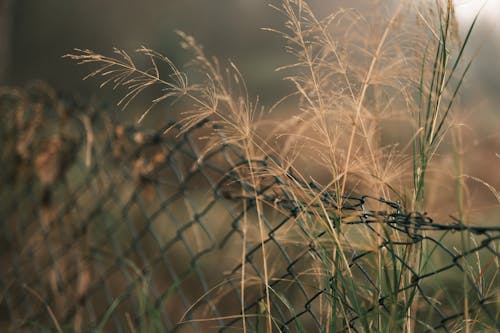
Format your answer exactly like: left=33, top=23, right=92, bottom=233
left=1, top=85, right=499, bottom=332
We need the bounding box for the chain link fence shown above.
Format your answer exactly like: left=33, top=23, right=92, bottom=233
left=1, top=84, right=499, bottom=332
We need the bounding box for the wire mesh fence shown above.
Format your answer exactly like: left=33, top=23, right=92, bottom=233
left=1, top=84, right=499, bottom=332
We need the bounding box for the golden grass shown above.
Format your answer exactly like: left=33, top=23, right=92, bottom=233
left=64, top=1, right=498, bottom=332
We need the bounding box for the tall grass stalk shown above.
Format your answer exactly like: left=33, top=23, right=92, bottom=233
left=413, top=0, right=482, bottom=210
left=66, top=0, right=484, bottom=331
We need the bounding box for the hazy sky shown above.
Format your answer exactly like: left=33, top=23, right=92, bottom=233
left=454, top=0, right=500, bottom=30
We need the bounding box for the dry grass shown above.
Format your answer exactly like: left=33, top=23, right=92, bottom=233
left=62, top=0, right=499, bottom=332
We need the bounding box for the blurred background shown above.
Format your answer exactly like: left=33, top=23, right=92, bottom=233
left=0, top=1, right=499, bottom=331
left=2, top=0, right=498, bottom=105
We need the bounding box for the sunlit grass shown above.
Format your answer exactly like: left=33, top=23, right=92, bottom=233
left=61, top=0, right=498, bottom=332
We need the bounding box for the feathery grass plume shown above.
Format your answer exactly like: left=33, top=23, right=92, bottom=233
left=66, top=1, right=483, bottom=331
left=264, top=0, right=428, bottom=206
left=264, top=8, right=427, bottom=325
left=66, top=32, right=279, bottom=332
